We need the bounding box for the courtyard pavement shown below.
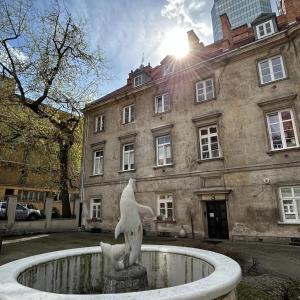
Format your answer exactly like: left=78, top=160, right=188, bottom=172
left=0, top=232, right=299, bottom=299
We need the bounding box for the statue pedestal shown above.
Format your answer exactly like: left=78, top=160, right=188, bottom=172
left=103, top=263, right=148, bottom=294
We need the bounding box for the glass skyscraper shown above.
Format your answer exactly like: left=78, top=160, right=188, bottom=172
left=211, top=0, right=273, bottom=41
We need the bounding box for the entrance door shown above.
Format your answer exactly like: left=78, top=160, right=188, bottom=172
left=206, top=201, right=229, bottom=239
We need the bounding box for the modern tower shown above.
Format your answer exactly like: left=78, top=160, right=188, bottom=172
left=211, top=0, right=273, bottom=41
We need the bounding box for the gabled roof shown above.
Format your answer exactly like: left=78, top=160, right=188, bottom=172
left=251, top=13, right=277, bottom=25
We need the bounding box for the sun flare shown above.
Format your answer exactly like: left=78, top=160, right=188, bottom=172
left=160, top=27, right=189, bottom=59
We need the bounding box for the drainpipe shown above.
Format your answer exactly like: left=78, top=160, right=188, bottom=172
left=79, top=114, right=89, bottom=228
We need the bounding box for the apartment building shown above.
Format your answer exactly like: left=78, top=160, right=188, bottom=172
left=82, top=0, right=300, bottom=242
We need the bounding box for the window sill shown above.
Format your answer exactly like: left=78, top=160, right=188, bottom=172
left=133, top=83, right=144, bottom=88
left=118, top=169, right=136, bottom=174
left=267, top=147, right=300, bottom=155
left=122, top=121, right=136, bottom=125
left=155, top=219, right=176, bottom=224
left=194, top=97, right=216, bottom=105
left=259, top=76, right=288, bottom=87
left=257, top=33, right=275, bottom=40
left=153, top=111, right=171, bottom=116
left=197, top=157, right=224, bottom=163
left=153, top=164, right=174, bottom=170
left=93, top=131, right=104, bottom=134
left=89, top=174, right=103, bottom=178
left=87, top=218, right=102, bottom=223
left=278, top=221, right=300, bottom=225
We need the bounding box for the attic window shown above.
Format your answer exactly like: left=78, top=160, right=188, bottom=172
left=163, top=64, right=174, bottom=76
left=256, top=20, right=275, bottom=39
left=133, top=75, right=143, bottom=87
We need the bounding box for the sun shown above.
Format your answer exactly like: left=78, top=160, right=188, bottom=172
left=160, top=27, right=190, bottom=59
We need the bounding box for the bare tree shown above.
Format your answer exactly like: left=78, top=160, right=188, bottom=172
left=0, top=0, right=105, bottom=217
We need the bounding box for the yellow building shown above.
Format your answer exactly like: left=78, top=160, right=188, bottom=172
left=0, top=75, right=79, bottom=214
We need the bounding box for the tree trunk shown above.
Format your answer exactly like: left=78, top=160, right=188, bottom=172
left=19, top=142, right=31, bottom=186
left=59, top=141, right=71, bottom=218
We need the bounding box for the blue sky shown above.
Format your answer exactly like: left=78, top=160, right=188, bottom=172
left=59, top=0, right=278, bottom=97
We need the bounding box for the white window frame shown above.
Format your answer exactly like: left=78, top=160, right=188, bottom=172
left=196, top=78, right=214, bottom=102
left=155, top=93, right=170, bottom=114
left=279, top=187, right=300, bottom=223
left=156, top=135, right=172, bottom=166
left=199, top=125, right=221, bottom=160
left=258, top=55, right=286, bottom=84
left=93, top=150, right=103, bottom=175
left=267, top=109, right=299, bottom=151
left=95, top=115, right=105, bottom=133
left=163, top=64, right=174, bottom=76
left=256, top=20, right=275, bottom=39
left=122, top=143, right=135, bottom=171
left=134, top=75, right=143, bottom=88
left=157, top=194, right=174, bottom=220
left=90, top=198, right=102, bottom=219
left=122, top=104, right=135, bottom=124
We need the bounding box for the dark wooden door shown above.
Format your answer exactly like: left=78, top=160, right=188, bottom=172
left=206, top=201, right=229, bottom=239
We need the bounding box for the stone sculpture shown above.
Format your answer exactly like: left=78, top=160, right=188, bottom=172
left=101, top=178, right=153, bottom=271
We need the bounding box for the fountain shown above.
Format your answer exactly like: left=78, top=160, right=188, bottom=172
left=0, top=178, right=241, bottom=299
left=100, top=178, right=153, bottom=293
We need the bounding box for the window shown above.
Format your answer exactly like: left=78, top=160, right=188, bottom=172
left=256, top=20, right=275, bottom=39
left=267, top=110, right=299, bottom=150
left=156, top=135, right=172, bottom=166
left=158, top=194, right=173, bottom=220
left=16, top=204, right=25, bottom=210
left=122, top=104, right=135, bottom=124
left=122, top=143, right=135, bottom=171
left=199, top=125, right=221, bottom=160
left=93, top=150, right=103, bottom=175
left=258, top=55, right=286, bottom=84
left=134, top=75, right=143, bottom=88
left=163, top=64, right=174, bottom=76
left=196, top=79, right=214, bottom=102
left=280, top=187, right=300, bottom=222
left=95, top=115, right=105, bottom=133
left=155, top=93, right=170, bottom=114
left=90, top=198, right=102, bottom=219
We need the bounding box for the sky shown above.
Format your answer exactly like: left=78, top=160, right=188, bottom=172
left=56, top=0, right=278, bottom=97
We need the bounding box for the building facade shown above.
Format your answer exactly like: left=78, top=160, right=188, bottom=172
left=82, top=0, right=300, bottom=243
left=211, top=0, right=272, bottom=41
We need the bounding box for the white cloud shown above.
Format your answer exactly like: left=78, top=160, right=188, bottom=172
left=161, top=0, right=213, bottom=43
left=0, top=43, right=27, bottom=69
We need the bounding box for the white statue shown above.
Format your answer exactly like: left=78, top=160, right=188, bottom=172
left=101, top=178, right=153, bottom=270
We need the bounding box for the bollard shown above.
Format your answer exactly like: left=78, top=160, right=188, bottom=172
left=7, top=196, right=17, bottom=228
left=45, top=198, right=54, bottom=229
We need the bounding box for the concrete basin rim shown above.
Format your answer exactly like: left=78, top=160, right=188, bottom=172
left=0, top=245, right=242, bottom=300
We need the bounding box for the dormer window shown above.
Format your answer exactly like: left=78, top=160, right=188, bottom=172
left=133, top=75, right=143, bottom=88
left=163, top=64, right=174, bottom=76
left=256, top=20, right=275, bottom=39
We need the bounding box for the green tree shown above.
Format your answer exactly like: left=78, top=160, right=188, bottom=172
left=0, top=0, right=105, bottom=217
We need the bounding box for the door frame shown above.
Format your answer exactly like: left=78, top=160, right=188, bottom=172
left=206, top=200, right=229, bottom=239
left=199, top=195, right=232, bottom=240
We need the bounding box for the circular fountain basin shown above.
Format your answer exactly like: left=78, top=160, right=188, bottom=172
left=0, top=245, right=241, bottom=300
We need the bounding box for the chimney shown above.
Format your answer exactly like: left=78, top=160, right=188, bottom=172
left=220, top=14, right=233, bottom=44
left=281, top=0, right=300, bottom=24
left=187, top=30, right=204, bottom=52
